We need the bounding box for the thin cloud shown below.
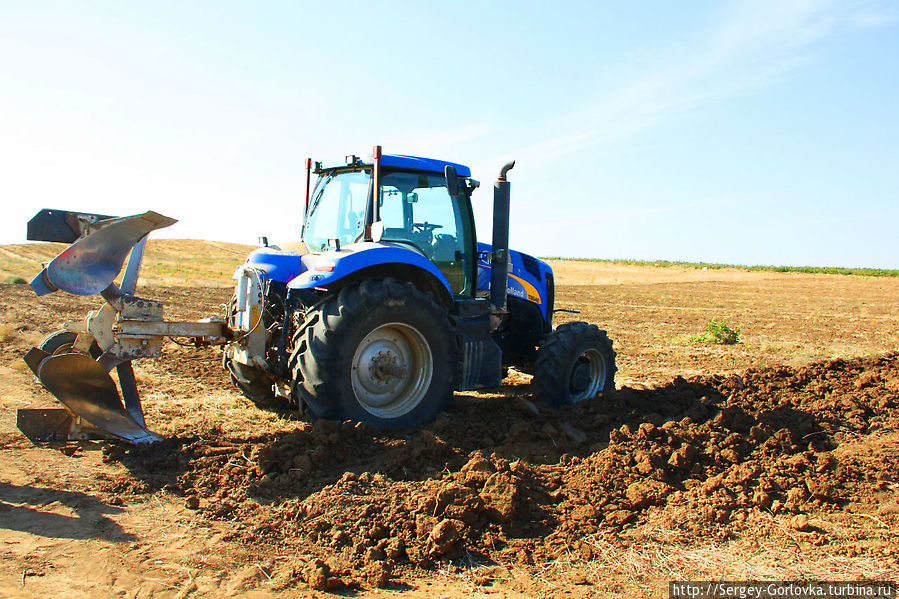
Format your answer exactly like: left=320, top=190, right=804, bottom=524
left=511, top=0, right=893, bottom=164
left=848, top=10, right=899, bottom=29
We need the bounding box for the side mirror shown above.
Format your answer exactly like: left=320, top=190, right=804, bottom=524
left=445, top=165, right=459, bottom=197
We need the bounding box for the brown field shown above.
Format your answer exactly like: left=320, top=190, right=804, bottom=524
left=0, top=241, right=898, bottom=598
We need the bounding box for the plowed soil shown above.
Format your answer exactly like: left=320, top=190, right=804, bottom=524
left=1, top=262, right=898, bottom=598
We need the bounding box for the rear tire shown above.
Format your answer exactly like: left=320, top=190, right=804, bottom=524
left=289, top=279, right=456, bottom=428
left=534, top=321, right=616, bottom=406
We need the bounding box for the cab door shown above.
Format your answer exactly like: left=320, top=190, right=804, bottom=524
left=379, top=170, right=475, bottom=295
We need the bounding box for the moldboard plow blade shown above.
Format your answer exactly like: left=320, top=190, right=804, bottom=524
left=33, top=353, right=161, bottom=444
left=19, top=208, right=230, bottom=445
left=30, top=211, right=176, bottom=297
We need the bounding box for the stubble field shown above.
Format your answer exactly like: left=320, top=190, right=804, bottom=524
left=0, top=241, right=898, bottom=598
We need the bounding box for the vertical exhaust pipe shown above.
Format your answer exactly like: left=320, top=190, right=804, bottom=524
left=365, top=144, right=383, bottom=241
left=490, top=161, right=515, bottom=318
left=303, top=158, right=312, bottom=216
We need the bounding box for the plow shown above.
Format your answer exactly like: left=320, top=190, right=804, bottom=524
left=20, top=209, right=231, bottom=442
left=18, top=147, right=617, bottom=444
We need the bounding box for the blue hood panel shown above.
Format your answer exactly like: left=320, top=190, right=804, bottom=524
left=242, top=240, right=550, bottom=320
left=477, top=242, right=552, bottom=320
left=243, top=247, right=307, bottom=283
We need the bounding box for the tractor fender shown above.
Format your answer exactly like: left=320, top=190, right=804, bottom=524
left=287, top=242, right=454, bottom=307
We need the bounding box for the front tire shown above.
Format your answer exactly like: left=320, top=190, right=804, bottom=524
left=289, top=279, right=456, bottom=428
left=224, top=357, right=289, bottom=411
left=534, top=321, right=616, bottom=406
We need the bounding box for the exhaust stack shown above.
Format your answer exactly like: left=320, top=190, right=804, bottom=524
left=489, top=161, right=515, bottom=319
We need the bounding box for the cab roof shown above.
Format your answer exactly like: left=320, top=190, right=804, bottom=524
left=380, top=154, right=471, bottom=178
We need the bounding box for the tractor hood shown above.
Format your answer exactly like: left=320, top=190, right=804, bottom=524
left=240, top=247, right=308, bottom=283
left=477, top=242, right=553, bottom=319
left=240, top=242, right=455, bottom=308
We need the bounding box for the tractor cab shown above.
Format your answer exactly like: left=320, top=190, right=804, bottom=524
left=302, top=155, right=479, bottom=295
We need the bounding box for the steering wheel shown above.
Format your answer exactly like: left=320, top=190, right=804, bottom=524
left=412, top=222, right=443, bottom=234
left=412, top=222, right=442, bottom=245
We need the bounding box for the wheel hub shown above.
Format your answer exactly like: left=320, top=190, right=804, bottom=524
left=568, top=348, right=606, bottom=402
left=351, top=322, right=433, bottom=418
left=369, top=352, right=408, bottom=382
left=571, top=362, right=591, bottom=393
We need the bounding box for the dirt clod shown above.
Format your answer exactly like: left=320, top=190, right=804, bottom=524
left=427, top=519, right=463, bottom=557
left=303, top=559, right=331, bottom=591
left=790, top=514, right=811, bottom=531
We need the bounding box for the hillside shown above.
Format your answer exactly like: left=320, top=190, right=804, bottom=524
left=5, top=239, right=893, bottom=292
left=0, top=239, right=257, bottom=288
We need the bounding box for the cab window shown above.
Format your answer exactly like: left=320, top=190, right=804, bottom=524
left=379, top=171, right=473, bottom=294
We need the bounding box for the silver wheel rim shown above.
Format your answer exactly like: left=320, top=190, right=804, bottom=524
left=350, top=322, right=433, bottom=418
left=568, top=348, right=606, bottom=402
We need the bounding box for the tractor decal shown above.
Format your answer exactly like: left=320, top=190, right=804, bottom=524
left=477, top=263, right=542, bottom=306
left=508, top=272, right=541, bottom=305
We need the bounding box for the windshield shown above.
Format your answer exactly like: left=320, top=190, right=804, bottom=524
left=302, top=169, right=371, bottom=251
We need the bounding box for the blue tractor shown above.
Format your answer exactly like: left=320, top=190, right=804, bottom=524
left=222, top=146, right=617, bottom=428
left=20, top=146, right=616, bottom=442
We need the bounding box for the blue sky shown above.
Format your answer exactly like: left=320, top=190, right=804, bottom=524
left=1, top=1, right=897, bottom=267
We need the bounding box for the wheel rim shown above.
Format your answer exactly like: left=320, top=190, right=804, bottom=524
left=568, top=348, right=606, bottom=402
left=350, top=322, right=433, bottom=418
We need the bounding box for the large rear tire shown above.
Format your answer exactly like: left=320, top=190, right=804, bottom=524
left=534, top=321, right=616, bottom=406
left=289, top=279, right=456, bottom=428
